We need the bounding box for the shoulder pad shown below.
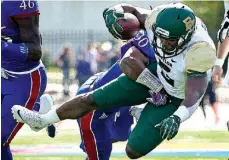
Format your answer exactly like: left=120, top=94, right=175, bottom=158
left=185, top=42, right=216, bottom=73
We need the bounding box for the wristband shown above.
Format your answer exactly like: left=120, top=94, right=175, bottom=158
left=173, top=105, right=190, bottom=122
left=215, top=58, right=224, bottom=67
left=136, top=68, right=163, bottom=92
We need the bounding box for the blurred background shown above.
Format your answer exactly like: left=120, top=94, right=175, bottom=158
left=12, top=1, right=229, bottom=160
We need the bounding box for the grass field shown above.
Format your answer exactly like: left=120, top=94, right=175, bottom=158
left=11, top=129, right=229, bottom=160
left=12, top=130, right=229, bottom=146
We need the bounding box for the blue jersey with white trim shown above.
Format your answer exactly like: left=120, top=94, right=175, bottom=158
left=1, top=0, right=40, bottom=72
left=121, top=30, right=156, bottom=63
left=132, top=30, right=156, bottom=62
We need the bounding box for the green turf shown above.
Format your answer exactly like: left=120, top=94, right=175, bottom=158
left=12, top=134, right=81, bottom=145
left=13, top=155, right=226, bottom=160
left=12, top=130, right=229, bottom=146
left=175, top=131, right=229, bottom=143
left=12, top=131, right=229, bottom=160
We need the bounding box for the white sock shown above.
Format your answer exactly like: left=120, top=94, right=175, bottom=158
left=41, top=109, right=60, bottom=124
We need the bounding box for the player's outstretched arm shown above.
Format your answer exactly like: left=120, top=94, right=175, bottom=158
left=2, top=15, right=42, bottom=62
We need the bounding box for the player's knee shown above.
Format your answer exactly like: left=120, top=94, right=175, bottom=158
left=125, top=145, right=143, bottom=159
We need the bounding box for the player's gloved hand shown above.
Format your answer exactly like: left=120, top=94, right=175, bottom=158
left=155, top=115, right=181, bottom=140
left=146, top=90, right=168, bottom=106
left=103, top=8, right=124, bottom=39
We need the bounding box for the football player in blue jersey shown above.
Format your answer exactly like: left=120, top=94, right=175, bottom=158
left=1, top=1, right=55, bottom=159
left=75, top=28, right=158, bottom=159
left=76, top=62, right=133, bottom=160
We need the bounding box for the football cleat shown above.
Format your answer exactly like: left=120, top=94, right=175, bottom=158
left=12, top=105, right=48, bottom=131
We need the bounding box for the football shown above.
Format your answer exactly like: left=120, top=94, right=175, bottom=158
left=117, top=13, right=140, bottom=40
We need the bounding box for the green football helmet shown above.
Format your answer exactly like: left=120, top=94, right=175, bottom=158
left=152, top=7, right=196, bottom=58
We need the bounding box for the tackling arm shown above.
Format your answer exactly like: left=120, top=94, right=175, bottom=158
left=120, top=46, right=149, bottom=80
left=120, top=46, right=163, bottom=93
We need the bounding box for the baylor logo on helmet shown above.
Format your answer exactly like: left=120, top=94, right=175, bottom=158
left=183, top=16, right=194, bottom=31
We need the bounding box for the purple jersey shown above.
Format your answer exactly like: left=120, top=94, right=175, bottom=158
left=1, top=0, right=40, bottom=72
left=1, top=3, right=47, bottom=160
left=121, top=30, right=156, bottom=63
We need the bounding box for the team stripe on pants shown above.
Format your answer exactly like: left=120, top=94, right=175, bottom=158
left=80, top=110, right=99, bottom=160
left=3, top=70, right=41, bottom=147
